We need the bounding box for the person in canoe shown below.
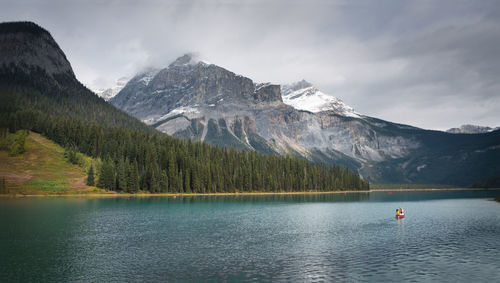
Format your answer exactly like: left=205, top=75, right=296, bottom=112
left=396, top=208, right=405, bottom=219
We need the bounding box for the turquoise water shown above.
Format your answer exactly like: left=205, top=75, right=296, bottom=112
left=1, top=190, right=499, bottom=282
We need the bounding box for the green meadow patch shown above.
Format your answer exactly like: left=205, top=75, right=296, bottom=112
left=0, top=131, right=99, bottom=195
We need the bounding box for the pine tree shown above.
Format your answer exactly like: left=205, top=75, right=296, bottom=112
left=98, top=157, right=115, bottom=190
left=86, top=164, right=95, bottom=186
left=127, top=160, right=139, bottom=193
left=116, top=157, right=127, bottom=191
left=150, top=165, right=159, bottom=193
left=168, top=153, right=177, bottom=191
left=159, top=171, right=168, bottom=193
left=184, top=168, right=191, bottom=193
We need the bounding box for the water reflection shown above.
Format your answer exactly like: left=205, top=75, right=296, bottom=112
left=0, top=190, right=499, bottom=282
left=176, top=192, right=371, bottom=204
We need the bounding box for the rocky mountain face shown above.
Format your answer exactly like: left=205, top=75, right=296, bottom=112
left=112, top=54, right=413, bottom=167
left=447, top=124, right=499, bottom=134
left=111, top=54, right=500, bottom=186
left=0, top=21, right=74, bottom=79
left=111, top=54, right=282, bottom=122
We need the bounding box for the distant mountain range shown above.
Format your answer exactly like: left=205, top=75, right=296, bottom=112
left=97, top=78, right=499, bottom=137
left=109, top=54, right=500, bottom=186
left=446, top=124, right=499, bottom=134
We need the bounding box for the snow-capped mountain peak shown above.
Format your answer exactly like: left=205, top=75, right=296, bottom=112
left=281, top=80, right=360, bottom=118
left=95, top=76, right=130, bottom=101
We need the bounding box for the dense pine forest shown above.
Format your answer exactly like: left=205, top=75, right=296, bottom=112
left=0, top=22, right=369, bottom=193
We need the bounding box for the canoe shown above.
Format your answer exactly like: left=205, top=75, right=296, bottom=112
left=396, top=214, right=405, bottom=219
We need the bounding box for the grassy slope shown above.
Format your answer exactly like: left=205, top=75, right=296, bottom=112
left=0, top=132, right=107, bottom=195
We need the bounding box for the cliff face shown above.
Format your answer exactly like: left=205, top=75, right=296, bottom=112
left=111, top=54, right=282, bottom=121
left=254, top=83, right=282, bottom=103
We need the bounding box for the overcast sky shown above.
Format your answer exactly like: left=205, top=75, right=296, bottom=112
left=2, top=0, right=500, bottom=130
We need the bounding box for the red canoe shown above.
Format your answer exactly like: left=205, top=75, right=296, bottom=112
left=396, top=214, right=405, bottom=219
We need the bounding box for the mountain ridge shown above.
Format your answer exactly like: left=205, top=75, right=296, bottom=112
left=111, top=54, right=500, bottom=186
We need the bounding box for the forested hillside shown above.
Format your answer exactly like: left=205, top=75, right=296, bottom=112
left=0, top=21, right=369, bottom=193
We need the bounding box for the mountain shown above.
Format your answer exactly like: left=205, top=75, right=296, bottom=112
left=281, top=80, right=360, bottom=117
left=94, top=76, right=130, bottom=101
left=111, top=54, right=500, bottom=186
left=1, top=21, right=368, bottom=193
left=0, top=21, right=74, bottom=78
left=111, top=54, right=281, bottom=121
left=447, top=124, right=499, bottom=134
left=110, top=53, right=283, bottom=153
left=0, top=21, right=149, bottom=131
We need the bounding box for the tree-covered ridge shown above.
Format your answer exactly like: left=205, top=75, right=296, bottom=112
left=0, top=74, right=369, bottom=193
left=0, top=66, right=152, bottom=132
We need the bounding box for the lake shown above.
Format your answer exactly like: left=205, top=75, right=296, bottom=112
left=1, top=190, right=499, bottom=282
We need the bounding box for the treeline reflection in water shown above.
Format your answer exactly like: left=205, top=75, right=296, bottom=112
left=79, top=189, right=498, bottom=206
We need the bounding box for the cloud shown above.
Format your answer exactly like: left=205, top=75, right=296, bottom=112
left=1, top=0, right=499, bottom=130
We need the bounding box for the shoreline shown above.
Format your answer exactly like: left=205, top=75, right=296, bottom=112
left=1, top=187, right=499, bottom=197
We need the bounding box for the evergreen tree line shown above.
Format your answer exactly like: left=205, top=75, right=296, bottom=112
left=0, top=72, right=369, bottom=193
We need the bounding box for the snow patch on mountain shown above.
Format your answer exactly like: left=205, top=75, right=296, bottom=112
left=255, top=82, right=271, bottom=91
left=142, top=106, right=200, bottom=125
left=281, top=80, right=360, bottom=118
left=138, top=74, right=153, bottom=85
left=95, top=76, right=129, bottom=101
left=135, top=68, right=160, bottom=86
left=169, top=106, right=200, bottom=115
